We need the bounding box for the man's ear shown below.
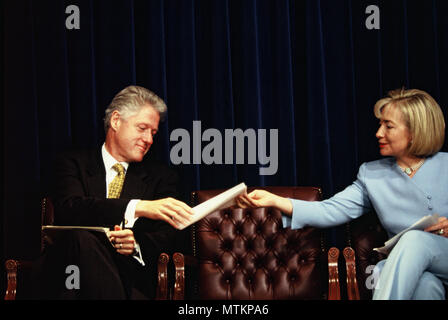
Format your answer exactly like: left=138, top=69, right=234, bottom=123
left=110, top=111, right=121, bottom=131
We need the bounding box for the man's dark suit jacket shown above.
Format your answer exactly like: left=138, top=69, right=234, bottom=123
left=51, top=146, right=179, bottom=280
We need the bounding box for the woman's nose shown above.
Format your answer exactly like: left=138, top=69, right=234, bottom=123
left=376, top=126, right=383, bottom=139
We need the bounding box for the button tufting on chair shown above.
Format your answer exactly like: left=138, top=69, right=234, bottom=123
left=189, top=186, right=327, bottom=300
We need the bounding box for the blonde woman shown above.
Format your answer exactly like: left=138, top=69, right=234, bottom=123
left=238, top=88, right=448, bottom=300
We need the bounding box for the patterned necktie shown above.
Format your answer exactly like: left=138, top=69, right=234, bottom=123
left=108, top=163, right=125, bottom=199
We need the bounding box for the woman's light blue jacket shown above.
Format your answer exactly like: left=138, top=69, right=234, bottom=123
left=283, top=152, right=448, bottom=237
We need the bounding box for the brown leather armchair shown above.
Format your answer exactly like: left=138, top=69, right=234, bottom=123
left=4, top=198, right=172, bottom=300
left=170, top=189, right=447, bottom=300
left=183, top=186, right=331, bottom=300
left=5, top=198, right=54, bottom=300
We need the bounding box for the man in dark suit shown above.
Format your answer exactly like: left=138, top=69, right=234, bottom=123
left=43, top=85, right=193, bottom=299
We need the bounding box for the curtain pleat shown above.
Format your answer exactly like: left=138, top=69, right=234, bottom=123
left=402, top=0, right=410, bottom=88
left=305, top=0, right=334, bottom=194
left=431, top=0, right=441, bottom=100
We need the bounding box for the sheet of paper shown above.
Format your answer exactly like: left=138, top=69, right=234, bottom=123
left=178, top=182, right=247, bottom=230
left=373, top=213, right=440, bottom=255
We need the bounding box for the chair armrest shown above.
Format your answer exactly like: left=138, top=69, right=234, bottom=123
left=171, top=253, right=199, bottom=300
left=155, top=253, right=170, bottom=300
left=172, top=253, right=184, bottom=300
left=327, top=247, right=341, bottom=300
left=343, top=247, right=360, bottom=300
left=5, top=260, right=18, bottom=300
left=4, top=259, right=36, bottom=300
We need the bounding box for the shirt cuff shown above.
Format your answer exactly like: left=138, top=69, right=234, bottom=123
left=124, top=199, right=140, bottom=228
left=132, top=242, right=145, bottom=266
left=124, top=199, right=145, bottom=265
left=281, top=215, right=292, bottom=228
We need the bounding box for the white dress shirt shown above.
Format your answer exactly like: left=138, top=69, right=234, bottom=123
left=102, top=143, right=145, bottom=266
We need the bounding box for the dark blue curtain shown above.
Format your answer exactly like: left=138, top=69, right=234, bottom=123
left=3, top=0, right=448, bottom=273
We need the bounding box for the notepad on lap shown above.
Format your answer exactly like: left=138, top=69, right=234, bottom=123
left=373, top=213, right=440, bottom=255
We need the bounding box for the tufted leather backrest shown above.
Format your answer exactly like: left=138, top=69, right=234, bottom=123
left=191, top=186, right=327, bottom=300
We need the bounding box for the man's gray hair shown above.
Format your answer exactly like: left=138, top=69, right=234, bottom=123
left=104, top=85, right=167, bottom=133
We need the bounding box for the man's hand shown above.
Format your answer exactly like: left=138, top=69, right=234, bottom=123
left=109, top=225, right=136, bottom=256
left=135, top=198, right=194, bottom=229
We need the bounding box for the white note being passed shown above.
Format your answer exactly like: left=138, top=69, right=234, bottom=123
left=373, top=213, right=440, bottom=255
left=178, top=182, right=247, bottom=230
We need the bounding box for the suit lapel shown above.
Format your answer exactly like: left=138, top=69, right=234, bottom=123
left=86, top=148, right=107, bottom=198
left=83, top=146, right=153, bottom=199
left=121, top=162, right=152, bottom=199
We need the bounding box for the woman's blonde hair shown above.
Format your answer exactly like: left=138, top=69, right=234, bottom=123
left=374, top=88, right=445, bottom=157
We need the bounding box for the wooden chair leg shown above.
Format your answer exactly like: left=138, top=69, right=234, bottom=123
left=5, top=260, right=18, bottom=300
left=343, top=247, right=360, bottom=300
left=155, top=253, right=169, bottom=300
left=328, top=247, right=341, bottom=300
left=172, top=252, right=185, bottom=300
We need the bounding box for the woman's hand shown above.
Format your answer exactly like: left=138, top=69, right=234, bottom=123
left=109, top=225, right=137, bottom=256
left=236, top=190, right=293, bottom=215
left=424, top=216, right=448, bottom=238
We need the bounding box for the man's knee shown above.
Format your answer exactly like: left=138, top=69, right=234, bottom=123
left=52, top=229, right=113, bottom=266
left=61, top=229, right=100, bottom=244
left=59, top=230, right=109, bottom=251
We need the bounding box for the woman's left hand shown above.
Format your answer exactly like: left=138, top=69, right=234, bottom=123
left=236, top=190, right=293, bottom=215
left=424, top=217, right=448, bottom=238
